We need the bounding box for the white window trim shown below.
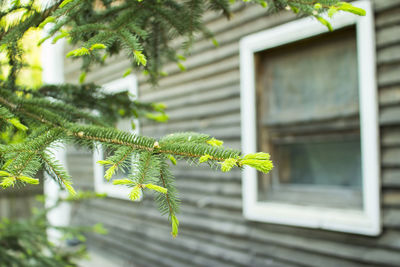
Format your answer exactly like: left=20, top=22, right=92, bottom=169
left=240, top=1, right=380, bottom=236
left=42, top=34, right=71, bottom=243
left=93, top=75, right=139, bottom=200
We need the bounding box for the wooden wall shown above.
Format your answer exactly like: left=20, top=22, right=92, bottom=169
left=64, top=1, right=400, bottom=266
left=0, top=180, right=43, bottom=220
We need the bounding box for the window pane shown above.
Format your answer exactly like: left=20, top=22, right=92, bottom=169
left=256, top=27, right=363, bottom=210
left=260, top=27, right=358, bottom=125
left=276, top=140, right=362, bottom=188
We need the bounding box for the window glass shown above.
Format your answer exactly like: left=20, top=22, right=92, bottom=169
left=256, top=27, right=363, bottom=209
left=275, top=140, right=361, bottom=187
left=260, top=27, right=359, bottom=124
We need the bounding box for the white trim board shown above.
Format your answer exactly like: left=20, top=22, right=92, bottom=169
left=93, top=75, right=139, bottom=200
left=240, top=1, right=380, bottom=236
left=41, top=32, right=71, bottom=243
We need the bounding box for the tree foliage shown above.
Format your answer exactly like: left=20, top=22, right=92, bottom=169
left=0, top=194, right=107, bottom=267
left=0, top=0, right=364, bottom=237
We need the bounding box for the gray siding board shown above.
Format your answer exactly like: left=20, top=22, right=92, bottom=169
left=84, top=198, right=400, bottom=266
left=378, top=63, right=400, bottom=87
left=378, top=230, right=400, bottom=249
left=65, top=54, right=131, bottom=85
left=171, top=165, right=241, bottom=180
left=189, top=226, right=390, bottom=267
left=87, top=233, right=176, bottom=267
left=378, top=45, right=400, bottom=64
left=85, top=193, right=242, bottom=226
left=177, top=179, right=242, bottom=197
left=252, top=258, right=298, bottom=267
left=98, top=211, right=375, bottom=267
left=141, top=70, right=240, bottom=102
left=379, top=85, right=400, bottom=107
left=376, top=7, right=400, bottom=28
left=142, top=119, right=241, bottom=141
left=248, top=229, right=400, bottom=266
left=140, top=10, right=294, bottom=85
left=181, top=192, right=242, bottom=211
left=382, top=126, right=400, bottom=146
left=154, top=97, right=240, bottom=123
left=382, top=147, right=400, bottom=167
left=139, top=16, right=297, bottom=91
left=383, top=208, right=400, bottom=229
left=158, top=84, right=240, bottom=111
left=383, top=168, right=400, bottom=188
left=0, top=175, right=43, bottom=219
left=383, top=190, right=400, bottom=206
left=380, top=106, right=400, bottom=126
left=141, top=113, right=241, bottom=137
left=250, top=245, right=372, bottom=267
left=376, top=24, right=400, bottom=48
left=179, top=206, right=245, bottom=224
left=145, top=56, right=239, bottom=90
left=0, top=194, right=40, bottom=219
left=109, top=232, right=231, bottom=267
left=374, top=0, right=400, bottom=12
left=83, top=210, right=248, bottom=266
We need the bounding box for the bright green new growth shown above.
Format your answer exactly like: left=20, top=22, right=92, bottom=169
left=129, top=185, right=142, bottom=201
left=104, top=165, right=117, bottom=181
left=206, top=137, right=224, bottom=147
left=220, top=158, right=238, bottom=172
left=0, top=171, right=39, bottom=188
left=145, top=183, right=168, bottom=194
left=217, top=152, right=273, bottom=174
left=241, top=152, right=274, bottom=173
left=145, top=112, right=169, bottom=122
left=168, top=155, right=177, bottom=165
left=0, top=177, right=16, bottom=188
left=171, top=214, right=179, bottom=238
left=316, top=16, right=333, bottom=32
left=337, top=2, right=366, bottom=16
left=0, top=106, right=28, bottom=131
left=17, top=176, right=40, bottom=185
left=90, top=43, right=107, bottom=50
left=133, top=50, right=147, bottom=66
left=312, top=1, right=366, bottom=31
left=66, top=47, right=90, bottom=58
left=112, top=178, right=133, bottom=186
left=8, top=118, right=28, bottom=131
left=199, top=154, right=212, bottom=163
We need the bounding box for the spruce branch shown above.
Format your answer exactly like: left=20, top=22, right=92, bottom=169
left=0, top=0, right=366, bottom=239
left=40, top=151, right=76, bottom=195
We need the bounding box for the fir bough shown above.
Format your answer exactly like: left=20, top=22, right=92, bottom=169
left=0, top=0, right=365, bottom=237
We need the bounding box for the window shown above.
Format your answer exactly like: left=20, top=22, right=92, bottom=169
left=240, top=1, right=380, bottom=235
left=93, top=75, right=139, bottom=200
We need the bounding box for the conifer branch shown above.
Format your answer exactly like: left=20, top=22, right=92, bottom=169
left=0, top=0, right=62, bottom=44
left=40, top=151, right=76, bottom=195
left=0, top=0, right=366, bottom=238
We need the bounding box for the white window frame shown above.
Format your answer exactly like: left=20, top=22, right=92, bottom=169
left=240, top=1, right=380, bottom=236
left=93, top=75, right=139, bottom=200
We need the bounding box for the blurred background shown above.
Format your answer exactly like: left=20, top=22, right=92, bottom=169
left=2, top=0, right=400, bottom=266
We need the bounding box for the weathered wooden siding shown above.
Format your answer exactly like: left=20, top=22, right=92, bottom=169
left=64, top=1, right=400, bottom=266
left=0, top=179, right=43, bottom=219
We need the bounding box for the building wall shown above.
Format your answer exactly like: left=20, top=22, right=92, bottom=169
left=64, top=1, right=400, bottom=266
left=0, top=185, right=42, bottom=220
